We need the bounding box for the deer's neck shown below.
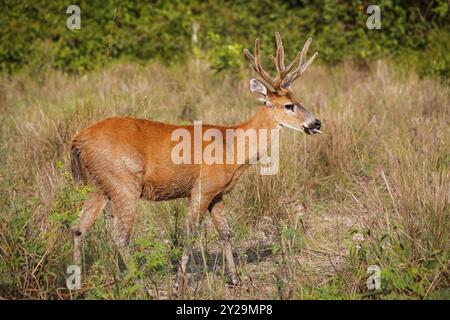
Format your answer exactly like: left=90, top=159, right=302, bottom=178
left=238, top=106, right=279, bottom=132
left=231, top=105, right=279, bottom=164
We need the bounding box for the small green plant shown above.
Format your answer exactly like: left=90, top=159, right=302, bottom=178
left=348, top=226, right=449, bottom=299
left=133, top=237, right=169, bottom=273
left=50, top=161, right=91, bottom=229
left=129, top=229, right=177, bottom=292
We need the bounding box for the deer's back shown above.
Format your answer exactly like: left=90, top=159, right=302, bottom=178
left=71, top=117, right=232, bottom=201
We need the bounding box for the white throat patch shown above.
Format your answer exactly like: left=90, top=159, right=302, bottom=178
left=279, top=122, right=304, bottom=132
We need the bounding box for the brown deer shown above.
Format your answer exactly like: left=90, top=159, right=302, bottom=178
left=70, top=32, right=321, bottom=288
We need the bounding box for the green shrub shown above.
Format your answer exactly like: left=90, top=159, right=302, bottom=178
left=50, top=161, right=91, bottom=229
left=1, top=1, right=448, bottom=80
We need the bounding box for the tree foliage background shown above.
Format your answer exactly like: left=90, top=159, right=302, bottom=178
left=1, top=0, right=449, bottom=78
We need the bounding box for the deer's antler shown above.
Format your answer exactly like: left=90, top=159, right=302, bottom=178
left=244, top=32, right=319, bottom=95
left=243, top=38, right=274, bottom=89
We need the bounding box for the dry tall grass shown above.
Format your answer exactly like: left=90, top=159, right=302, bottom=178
left=0, top=60, right=448, bottom=299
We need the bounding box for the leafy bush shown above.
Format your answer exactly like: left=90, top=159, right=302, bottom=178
left=1, top=1, right=449, bottom=81
left=417, top=28, right=450, bottom=83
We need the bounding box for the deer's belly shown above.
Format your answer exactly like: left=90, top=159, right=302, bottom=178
left=141, top=179, right=194, bottom=201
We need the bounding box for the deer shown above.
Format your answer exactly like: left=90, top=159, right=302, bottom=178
left=70, top=32, right=321, bottom=290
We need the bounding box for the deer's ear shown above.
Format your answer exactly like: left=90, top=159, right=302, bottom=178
left=249, top=78, right=268, bottom=101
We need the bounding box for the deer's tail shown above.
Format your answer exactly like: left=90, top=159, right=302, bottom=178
left=70, top=144, right=86, bottom=184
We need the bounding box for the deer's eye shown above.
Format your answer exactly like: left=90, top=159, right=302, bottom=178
left=284, top=104, right=295, bottom=111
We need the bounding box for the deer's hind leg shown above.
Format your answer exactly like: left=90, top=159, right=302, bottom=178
left=109, top=186, right=141, bottom=269
left=73, top=191, right=108, bottom=265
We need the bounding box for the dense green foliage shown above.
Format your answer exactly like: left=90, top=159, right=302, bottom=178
left=1, top=1, right=449, bottom=79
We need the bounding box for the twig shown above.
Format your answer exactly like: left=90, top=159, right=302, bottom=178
left=327, top=255, right=350, bottom=290
left=380, top=170, right=394, bottom=236
left=424, top=267, right=445, bottom=298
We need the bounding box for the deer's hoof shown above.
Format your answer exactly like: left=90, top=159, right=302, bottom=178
left=227, top=274, right=240, bottom=288
left=173, top=273, right=186, bottom=297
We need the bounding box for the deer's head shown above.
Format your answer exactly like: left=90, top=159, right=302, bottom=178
left=244, top=33, right=321, bottom=134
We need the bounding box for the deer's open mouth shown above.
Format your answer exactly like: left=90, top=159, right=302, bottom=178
left=303, top=126, right=322, bottom=135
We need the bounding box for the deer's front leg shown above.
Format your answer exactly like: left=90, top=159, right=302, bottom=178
left=174, top=191, right=212, bottom=291
left=210, top=198, right=238, bottom=286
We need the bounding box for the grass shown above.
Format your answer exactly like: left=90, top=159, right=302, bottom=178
left=0, top=60, right=449, bottom=299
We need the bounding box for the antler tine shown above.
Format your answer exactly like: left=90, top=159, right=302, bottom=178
left=285, top=38, right=312, bottom=82
left=289, top=51, right=319, bottom=84
left=274, top=32, right=285, bottom=74
left=243, top=49, right=255, bottom=65
left=283, top=51, right=302, bottom=76
left=281, top=37, right=318, bottom=88
left=244, top=38, right=274, bottom=89
left=299, top=37, right=312, bottom=68
left=301, top=51, right=319, bottom=73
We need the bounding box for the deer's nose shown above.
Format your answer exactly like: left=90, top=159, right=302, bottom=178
left=313, top=119, right=321, bottom=130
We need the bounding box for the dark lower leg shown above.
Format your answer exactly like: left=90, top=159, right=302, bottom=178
left=73, top=191, right=107, bottom=265
left=112, top=214, right=134, bottom=271
left=210, top=200, right=238, bottom=285
left=174, top=196, right=210, bottom=290
left=175, top=227, right=198, bottom=289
